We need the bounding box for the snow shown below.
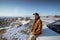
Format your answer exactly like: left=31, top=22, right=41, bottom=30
left=2, top=20, right=30, bottom=40
left=1, top=17, right=60, bottom=40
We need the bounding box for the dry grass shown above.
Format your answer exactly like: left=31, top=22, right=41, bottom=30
left=0, top=38, right=7, bottom=40
left=0, top=29, right=6, bottom=34
left=0, top=29, right=7, bottom=40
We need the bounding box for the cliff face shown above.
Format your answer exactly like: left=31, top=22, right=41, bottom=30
left=0, top=17, right=17, bottom=27
left=0, top=16, right=60, bottom=27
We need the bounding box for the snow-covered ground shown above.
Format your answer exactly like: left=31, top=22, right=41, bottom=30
left=2, top=20, right=31, bottom=40
left=0, top=17, right=60, bottom=40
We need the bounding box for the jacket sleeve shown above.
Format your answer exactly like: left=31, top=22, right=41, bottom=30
left=31, top=22, right=35, bottom=32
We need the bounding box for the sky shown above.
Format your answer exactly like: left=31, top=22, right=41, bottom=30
left=0, top=0, right=60, bottom=17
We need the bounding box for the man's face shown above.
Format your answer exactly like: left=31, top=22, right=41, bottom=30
left=34, top=15, right=38, bottom=19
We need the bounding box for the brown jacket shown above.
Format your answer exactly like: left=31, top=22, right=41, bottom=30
left=31, top=18, right=42, bottom=35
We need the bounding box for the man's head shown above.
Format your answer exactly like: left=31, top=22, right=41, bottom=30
left=33, top=13, right=39, bottom=19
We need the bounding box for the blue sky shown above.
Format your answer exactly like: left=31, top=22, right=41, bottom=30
left=0, top=0, right=60, bottom=17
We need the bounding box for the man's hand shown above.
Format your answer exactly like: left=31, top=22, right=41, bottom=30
left=31, top=32, right=35, bottom=35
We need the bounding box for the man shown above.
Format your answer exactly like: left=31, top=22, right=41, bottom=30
left=28, top=13, right=42, bottom=40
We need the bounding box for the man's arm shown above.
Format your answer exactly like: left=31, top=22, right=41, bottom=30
left=31, top=21, right=35, bottom=32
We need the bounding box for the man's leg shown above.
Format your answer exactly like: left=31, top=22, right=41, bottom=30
left=28, top=34, right=36, bottom=40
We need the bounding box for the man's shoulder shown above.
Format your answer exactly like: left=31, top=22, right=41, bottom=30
left=38, top=19, right=41, bottom=22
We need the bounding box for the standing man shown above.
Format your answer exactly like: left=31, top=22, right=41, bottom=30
left=28, top=13, right=42, bottom=40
